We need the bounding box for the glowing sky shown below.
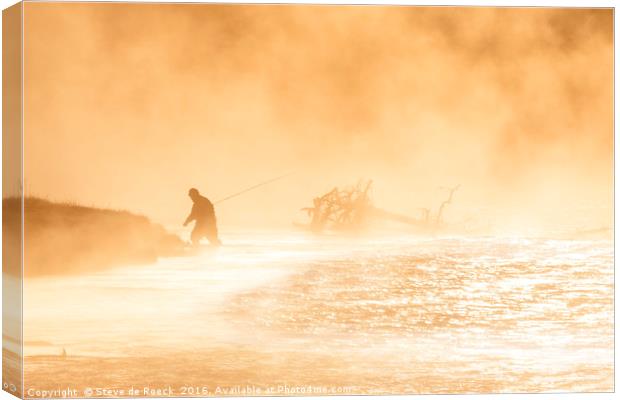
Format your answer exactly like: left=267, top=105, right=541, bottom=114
left=22, top=4, right=613, bottom=230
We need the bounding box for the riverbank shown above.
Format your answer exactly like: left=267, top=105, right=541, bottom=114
left=3, top=197, right=185, bottom=276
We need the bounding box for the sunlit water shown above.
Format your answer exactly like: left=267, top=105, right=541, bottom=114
left=22, top=232, right=613, bottom=395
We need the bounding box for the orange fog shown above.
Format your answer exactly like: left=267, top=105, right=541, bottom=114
left=21, top=4, right=613, bottom=233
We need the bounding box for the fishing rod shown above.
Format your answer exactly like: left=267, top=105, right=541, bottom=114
left=214, top=172, right=295, bottom=205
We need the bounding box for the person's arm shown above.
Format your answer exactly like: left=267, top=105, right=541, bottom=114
left=183, top=205, right=196, bottom=226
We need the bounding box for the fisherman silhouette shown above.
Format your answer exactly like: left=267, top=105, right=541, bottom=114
left=183, top=188, right=222, bottom=247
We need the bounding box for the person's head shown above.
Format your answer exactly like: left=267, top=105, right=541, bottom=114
left=188, top=188, right=200, bottom=200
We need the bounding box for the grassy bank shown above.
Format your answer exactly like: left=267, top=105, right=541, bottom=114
left=3, top=197, right=185, bottom=277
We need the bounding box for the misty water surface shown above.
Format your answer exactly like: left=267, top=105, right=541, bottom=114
left=22, top=232, right=612, bottom=394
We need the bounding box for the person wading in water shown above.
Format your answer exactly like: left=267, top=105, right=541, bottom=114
left=183, top=188, right=222, bottom=247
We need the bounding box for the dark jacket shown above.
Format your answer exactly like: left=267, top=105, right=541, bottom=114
left=186, top=195, right=216, bottom=227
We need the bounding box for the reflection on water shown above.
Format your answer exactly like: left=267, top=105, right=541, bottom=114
left=23, top=232, right=613, bottom=395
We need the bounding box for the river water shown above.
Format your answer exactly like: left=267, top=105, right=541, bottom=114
left=22, top=232, right=613, bottom=395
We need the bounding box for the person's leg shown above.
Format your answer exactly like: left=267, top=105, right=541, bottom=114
left=190, top=226, right=202, bottom=246
left=205, top=223, right=222, bottom=247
